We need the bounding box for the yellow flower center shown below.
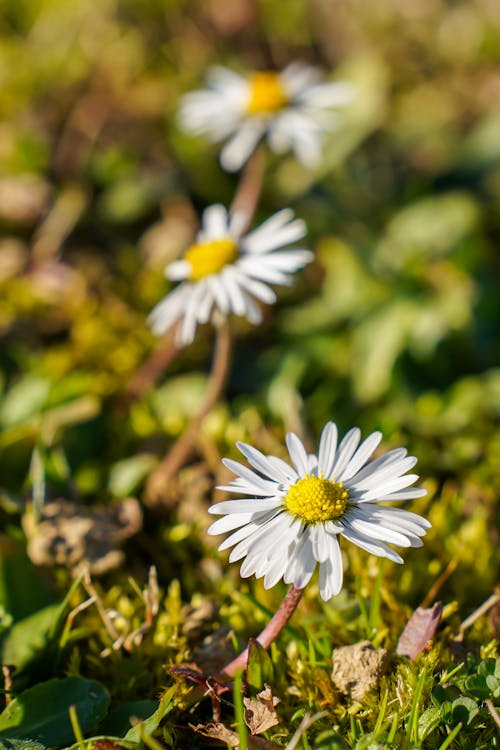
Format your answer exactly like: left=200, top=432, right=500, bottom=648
left=246, top=72, right=288, bottom=115
left=284, top=475, right=349, bottom=523
left=184, top=237, right=238, bottom=281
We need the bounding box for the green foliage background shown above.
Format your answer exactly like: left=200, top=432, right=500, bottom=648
left=0, top=0, right=499, bottom=747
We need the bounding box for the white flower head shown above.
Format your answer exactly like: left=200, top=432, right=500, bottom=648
left=179, top=62, right=354, bottom=172
left=208, top=423, right=430, bottom=601
left=148, top=204, right=312, bottom=346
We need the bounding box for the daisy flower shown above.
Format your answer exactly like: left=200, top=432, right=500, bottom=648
left=148, top=204, right=312, bottom=346
left=208, top=423, right=429, bottom=601
left=179, top=63, right=354, bottom=172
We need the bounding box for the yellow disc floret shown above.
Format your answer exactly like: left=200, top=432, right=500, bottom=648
left=285, top=475, right=349, bottom=523
left=185, top=237, right=238, bottom=281
left=246, top=72, right=288, bottom=115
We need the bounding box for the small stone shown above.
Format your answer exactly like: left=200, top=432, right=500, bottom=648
left=331, top=640, right=390, bottom=701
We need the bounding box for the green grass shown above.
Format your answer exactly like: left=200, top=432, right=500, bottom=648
left=0, top=0, right=499, bottom=747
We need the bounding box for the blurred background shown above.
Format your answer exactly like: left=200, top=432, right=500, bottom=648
left=0, top=0, right=499, bottom=613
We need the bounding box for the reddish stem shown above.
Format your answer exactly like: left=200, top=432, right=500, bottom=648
left=216, top=585, right=304, bottom=679
left=144, top=321, right=232, bottom=504
left=230, top=147, right=265, bottom=232
left=125, top=329, right=180, bottom=401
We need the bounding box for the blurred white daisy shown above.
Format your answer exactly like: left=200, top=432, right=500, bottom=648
left=208, top=423, right=429, bottom=601
left=179, top=63, right=354, bottom=172
left=148, top=204, right=312, bottom=345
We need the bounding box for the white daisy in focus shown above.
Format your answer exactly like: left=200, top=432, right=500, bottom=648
left=208, top=423, right=430, bottom=601
left=148, top=204, right=312, bottom=346
left=179, top=63, right=354, bottom=172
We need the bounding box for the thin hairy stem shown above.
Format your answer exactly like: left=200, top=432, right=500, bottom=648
left=216, top=585, right=304, bottom=679
left=144, top=321, right=232, bottom=504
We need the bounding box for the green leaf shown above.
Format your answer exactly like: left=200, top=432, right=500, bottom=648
left=98, top=701, right=158, bottom=736
left=246, top=639, right=274, bottom=692
left=431, top=684, right=460, bottom=706
left=0, top=537, right=55, bottom=621
left=1, top=603, right=62, bottom=676
left=451, top=696, right=479, bottom=726
left=124, top=685, right=177, bottom=742
left=465, top=675, right=490, bottom=700
left=108, top=455, right=157, bottom=497
left=0, top=678, right=110, bottom=744
left=375, top=192, right=479, bottom=271
left=0, top=377, right=50, bottom=428
left=478, top=658, right=499, bottom=678
left=1, top=574, right=82, bottom=689
left=0, top=741, right=45, bottom=750
left=417, top=706, right=442, bottom=740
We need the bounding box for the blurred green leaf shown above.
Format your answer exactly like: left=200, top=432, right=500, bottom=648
left=0, top=378, right=50, bottom=429
left=108, top=454, right=157, bottom=497
left=375, top=192, right=479, bottom=271
left=0, top=678, right=110, bottom=743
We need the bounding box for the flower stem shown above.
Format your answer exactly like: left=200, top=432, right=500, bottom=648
left=216, top=585, right=304, bottom=680
left=125, top=326, right=180, bottom=402
left=144, top=321, right=232, bottom=504
left=230, top=147, right=265, bottom=233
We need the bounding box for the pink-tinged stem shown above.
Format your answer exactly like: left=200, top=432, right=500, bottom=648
left=216, top=585, right=305, bottom=679
left=125, top=326, right=180, bottom=402
left=144, top=321, right=232, bottom=505
left=230, top=148, right=265, bottom=233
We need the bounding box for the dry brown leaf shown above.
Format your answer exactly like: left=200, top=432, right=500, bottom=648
left=23, top=498, right=142, bottom=575
left=243, top=685, right=280, bottom=734
left=331, top=640, right=390, bottom=701
left=191, top=721, right=239, bottom=747
left=396, top=602, right=443, bottom=659
left=191, top=721, right=279, bottom=749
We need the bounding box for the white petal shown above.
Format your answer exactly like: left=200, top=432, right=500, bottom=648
left=348, top=448, right=407, bottom=484
left=236, top=442, right=292, bottom=484
left=340, top=526, right=404, bottom=564
left=286, top=433, right=310, bottom=476
left=318, top=534, right=343, bottom=600
left=166, top=260, right=190, bottom=281
left=375, top=488, right=427, bottom=502
left=148, top=284, right=190, bottom=336
left=311, top=525, right=330, bottom=563
left=347, top=516, right=412, bottom=548
left=359, top=474, right=420, bottom=502
left=230, top=266, right=277, bottom=304
left=267, top=456, right=299, bottom=483
left=207, top=512, right=255, bottom=535
left=179, top=280, right=207, bottom=345
left=351, top=456, right=418, bottom=491
left=207, top=274, right=231, bottom=315
left=220, top=515, right=275, bottom=553
left=242, top=216, right=307, bottom=254
left=329, top=428, right=361, bottom=479
left=317, top=422, right=338, bottom=477
left=220, top=119, right=266, bottom=172
left=208, top=497, right=283, bottom=515
left=284, top=528, right=316, bottom=588
left=222, top=458, right=281, bottom=494
left=221, top=267, right=247, bottom=316
left=236, top=513, right=289, bottom=568
left=338, top=431, right=382, bottom=481
left=300, top=81, right=355, bottom=109
left=201, top=204, right=229, bottom=239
